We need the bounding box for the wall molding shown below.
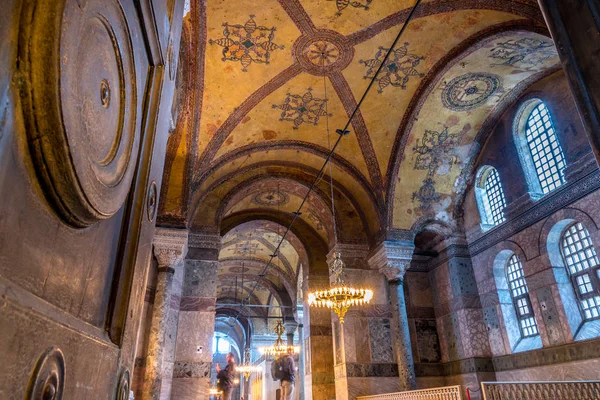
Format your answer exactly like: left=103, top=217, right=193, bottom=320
left=416, top=337, right=600, bottom=377
left=468, top=169, right=600, bottom=256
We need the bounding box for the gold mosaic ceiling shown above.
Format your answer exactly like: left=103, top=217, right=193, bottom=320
left=160, top=0, right=558, bottom=246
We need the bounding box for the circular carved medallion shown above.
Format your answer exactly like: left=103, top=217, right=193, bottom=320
left=441, top=72, right=502, bottom=111
left=147, top=181, right=158, bottom=222
left=115, top=368, right=130, bottom=400
left=26, top=347, right=65, bottom=400
left=293, top=30, right=354, bottom=76
left=253, top=190, right=289, bottom=206
left=19, top=0, right=139, bottom=227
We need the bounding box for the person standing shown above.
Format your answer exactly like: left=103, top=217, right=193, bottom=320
left=278, top=351, right=295, bottom=400
left=216, top=352, right=236, bottom=400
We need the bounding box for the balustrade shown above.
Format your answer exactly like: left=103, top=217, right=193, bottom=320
left=481, top=381, right=600, bottom=400
left=357, top=386, right=462, bottom=400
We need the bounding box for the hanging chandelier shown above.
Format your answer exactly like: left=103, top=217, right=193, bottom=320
left=306, top=79, right=373, bottom=323
left=308, top=251, right=373, bottom=323
left=236, top=348, right=262, bottom=379
left=258, top=320, right=300, bottom=357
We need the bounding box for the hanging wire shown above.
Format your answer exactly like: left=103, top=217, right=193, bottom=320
left=225, top=0, right=423, bottom=325
left=323, top=75, right=338, bottom=245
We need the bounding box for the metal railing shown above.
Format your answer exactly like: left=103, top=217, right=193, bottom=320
left=357, top=386, right=462, bottom=400
left=481, top=381, right=600, bottom=400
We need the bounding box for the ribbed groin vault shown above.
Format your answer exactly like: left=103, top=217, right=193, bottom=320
left=1, top=0, right=600, bottom=399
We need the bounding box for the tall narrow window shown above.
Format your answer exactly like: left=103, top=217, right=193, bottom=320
left=525, top=102, right=566, bottom=194
left=506, top=254, right=538, bottom=337
left=561, top=222, right=600, bottom=320
left=475, top=166, right=506, bottom=230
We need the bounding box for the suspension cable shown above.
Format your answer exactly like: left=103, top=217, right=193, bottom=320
left=224, top=0, right=423, bottom=332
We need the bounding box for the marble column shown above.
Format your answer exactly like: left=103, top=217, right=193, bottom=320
left=142, top=228, right=188, bottom=400
left=171, top=233, right=221, bottom=400
left=369, top=241, right=417, bottom=392
left=537, top=0, right=600, bottom=161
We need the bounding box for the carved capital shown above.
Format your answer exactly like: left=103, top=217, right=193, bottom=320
left=369, top=240, right=415, bottom=281
left=153, top=228, right=188, bottom=267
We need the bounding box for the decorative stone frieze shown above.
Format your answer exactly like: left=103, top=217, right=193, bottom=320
left=188, top=232, right=221, bottom=250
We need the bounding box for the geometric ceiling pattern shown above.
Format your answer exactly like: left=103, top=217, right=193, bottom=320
left=158, top=0, right=559, bottom=315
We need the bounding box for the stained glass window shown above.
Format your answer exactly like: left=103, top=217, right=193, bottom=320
left=561, top=222, right=600, bottom=320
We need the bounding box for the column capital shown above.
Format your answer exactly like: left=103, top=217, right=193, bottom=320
left=153, top=227, right=188, bottom=267
left=283, top=319, right=298, bottom=335
left=369, top=240, right=415, bottom=281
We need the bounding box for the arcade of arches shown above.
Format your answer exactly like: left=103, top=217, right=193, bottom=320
left=1, top=0, right=600, bottom=400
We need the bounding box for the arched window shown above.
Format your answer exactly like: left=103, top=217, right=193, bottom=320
left=506, top=254, right=538, bottom=337
left=514, top=100, right=566, bottom=198
left=561, top=222, right=600, bottom=320
left=475, top=166, right=506, bottom=230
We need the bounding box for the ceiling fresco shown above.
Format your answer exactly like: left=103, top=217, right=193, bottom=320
left=159, top=0, right=558, bottom=314
left=217, top=220, right=304, bottom=313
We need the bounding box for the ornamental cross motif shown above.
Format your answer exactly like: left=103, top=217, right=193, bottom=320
left=328, top=0, right=373, bottom=15
left=413, top=126, right=461, bottom=178
left=489, top=38, right=557, bottom=68
left=235, top=241, right=258, bottom=255
left=272, top=88, right=332, bottom=129
left=360, top=43, right=425, bottom=93
left=209, top=15, right=284, bottom=71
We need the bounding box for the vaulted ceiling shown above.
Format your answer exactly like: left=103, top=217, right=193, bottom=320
left=157, top=0, right=560, bottom=318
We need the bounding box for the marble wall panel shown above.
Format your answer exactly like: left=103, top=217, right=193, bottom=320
left=175, top=311, right=215, bottom=362
left=368, top=318, right=393, bottom=363
left=354, top=318, right=372, bottom=363
left=347, top=377, right=401, bottom=399
left=182, top=260, right=218, bottom=297
left=415, top=319, right=441, bottom=363
left=171, top=377, right=210, bottom=400
left=458, top=308, right=491, bottom=358
left=483, top=306, right=506, bottom=356
left=535, top=286, right=565, bottom=346
left=343, top=318, right=357, bottom=363
left=405, top=271, right=434, bottom=308
left=449, top=257, right=479, bottom=298
left=439, top=313, right=463, bottom=361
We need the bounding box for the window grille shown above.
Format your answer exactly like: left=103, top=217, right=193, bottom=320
left=561, top=222, right=600, bottom=320
left=507, top=254, right=538, bottom=337
left=525, top=103, right=566, bottom=194
left=483, top=168, right=506, bottom=226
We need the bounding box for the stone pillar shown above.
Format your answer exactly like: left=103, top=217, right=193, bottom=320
left=369, top=241, right=417, bottom=392
left=171, top=233, right=221, bottom=400
left=327, top=244, right=400, bottom=400
left=303, top=274, right=335, bottom=400
left=537, top=0, right=600, bottom=162
left=143, top=228, right=188, bottom=400
left=297, top=322, right=306, bottom=400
